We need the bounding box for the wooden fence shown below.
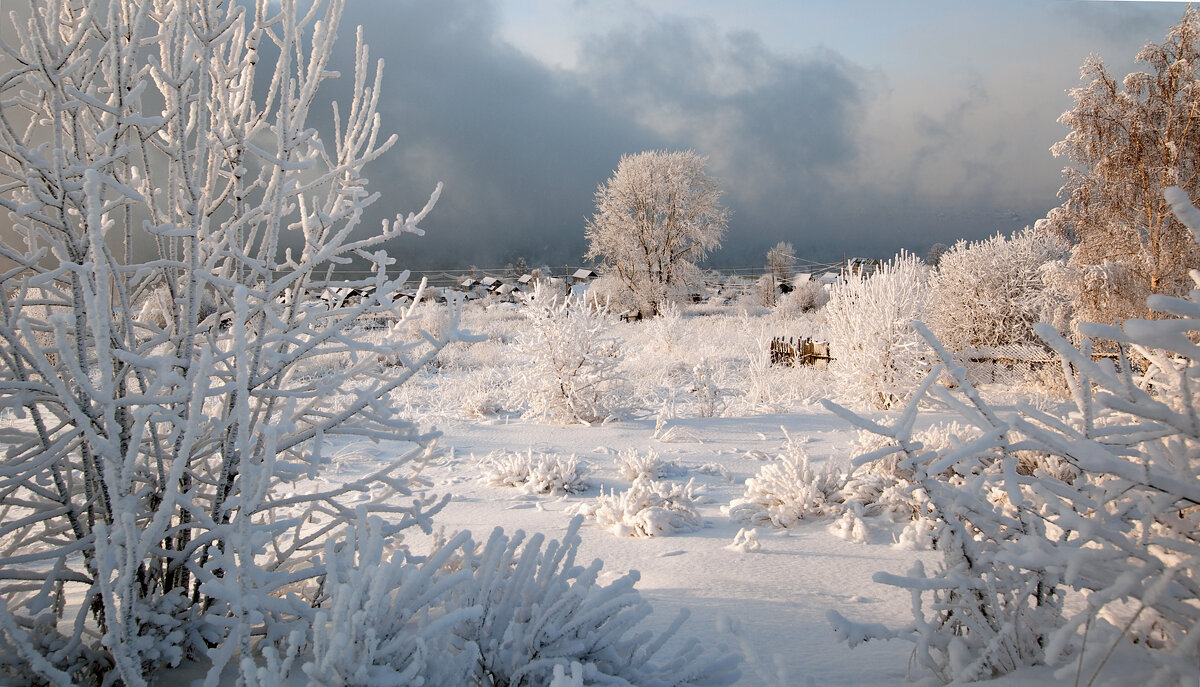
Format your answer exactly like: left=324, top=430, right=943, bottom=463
left=769, top=337, right=832, bottom=368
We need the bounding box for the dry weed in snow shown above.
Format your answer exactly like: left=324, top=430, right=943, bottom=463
left=615, top=447, right=680, bottom=481
left=726, top=528, right=762, bottom=553
left=481, top=449, right=590, bottom=496
left=577, top=476, right=702, bottom=537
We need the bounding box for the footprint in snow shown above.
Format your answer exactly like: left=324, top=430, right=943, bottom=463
left=657, top=550, right=686, bottom=558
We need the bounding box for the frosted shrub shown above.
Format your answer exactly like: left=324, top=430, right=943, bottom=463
left=787, top=279, right=830, bottom=313
left=482, top=449, right=590, bottom=496
left=303, top=518, right=480, bottom=686
left=615, top=447, right=679, bottom=481
left=0, top=2, right=463, bottom=684
left=838, top=423, right=976, bottom=522
left=727, top=528, right=763, bottom=553
left=579, top=477, right=703, bottom=537
left=726, top=440, right=845, bottom=528
left=925, top=228, right=1069, bottom=352
left=644, top=299, right=686, bottom=353
left=755, top=274, right=778, bottom=307
left=691, top=358, right=726, bottom=417
left=519, top=287, right=626, bottom=424
left=826, top=188, right=1200, bottom=687
left=450, top=518, right=741, bottom=685
left=825, top=251, right=931, bottom=409
left=456, top=368, right=507, bottom=418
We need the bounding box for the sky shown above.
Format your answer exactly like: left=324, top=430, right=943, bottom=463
left=167, top=2, right=1200, bottom=273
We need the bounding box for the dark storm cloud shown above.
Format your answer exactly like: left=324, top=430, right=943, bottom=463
left=330, top=0, right=658, bottom=270
left=238, top=2, right=1187, bottom=272
left=335, top=1, right=871, bottom=270
left=567, top=16, right=871, bottom=265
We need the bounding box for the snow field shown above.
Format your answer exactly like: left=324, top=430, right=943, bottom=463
left=363, top=406, right=939, bottom=686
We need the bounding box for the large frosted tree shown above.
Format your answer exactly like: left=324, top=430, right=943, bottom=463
left=0, top=0, right=461, bottom=682
left=585, top=150, right=728, bottom=316
left=1039, top=7, right=1200, bottom=328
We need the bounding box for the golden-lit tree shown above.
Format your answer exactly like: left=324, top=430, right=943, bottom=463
left=1040, top=7, right=1200, bottom=327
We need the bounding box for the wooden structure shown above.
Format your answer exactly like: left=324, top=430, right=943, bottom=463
left=770, top=336, right=831, bottom=368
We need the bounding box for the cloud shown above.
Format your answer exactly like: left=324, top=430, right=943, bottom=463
left=576, top=17, right=867, bottom=201
left=327, top=0, right=658, bottom=270
left=2, top=0, right=1186, bottom=274
left=331, top=2, right=875, bottom=270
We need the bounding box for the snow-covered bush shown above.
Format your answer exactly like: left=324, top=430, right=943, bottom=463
left=785, top=279, right=830, bottom=313
left=727, top=528, right=763, bottom=553
left=302, top=518, right=479, bottom=686
left=825, top=188, right=1200, bottom=686
left=519, top=286, right=626, bottom=424
left=824, top=251, right=931, bottom=409
left=615, top=447, right=679, bottom=481
left=925, top=228, right=1070, bottom=352
left=0, top=2, right=464, bottom=684
left=482, top=449, right=591, bottom=496
left=578, top=476, right=703, bottom=537
left=450, top=517, right=741, bottom=685
left=305, top=517, right=742, bottom=686
left=837, top=423, right=976, bottom=524
left=726, top=438, right=845, bottom=528
left=690, top=358, right=725, bottom=417
left=755, top=274, right=778, bottom=307
left=644, top=299, right=686, bottom=353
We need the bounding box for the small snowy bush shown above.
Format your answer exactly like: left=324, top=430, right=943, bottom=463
left=726, top=439, right=845, bottom=528
left=482, top=449, right=590, bottom=496
left=644, top=299, right=686, bottom=353
left=615, top=447, right=679, bottom=481
left=449, top=517, right=741, bottom=685
left=302, top=518, right=480, bottom=686
left=727, top=528, right=763, bottom=553
left=787, top=279, right=829, bottom=313
left=519, top=286, right=626, bottom=424
left=578, top=476, right=703, bottom=537
left=825, top=251, right=931, bottom=409
left=690, top=358, right=725, bottom=417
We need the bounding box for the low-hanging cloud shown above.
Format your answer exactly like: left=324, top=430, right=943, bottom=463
left=332, top=1, right=877, bottom=270
left=2, top=1, right=1183, bottom=275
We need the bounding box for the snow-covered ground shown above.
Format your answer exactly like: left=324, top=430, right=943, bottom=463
left=415, top=411, right=928, bottom=686
left=304, top=298, right=1068, bottom=686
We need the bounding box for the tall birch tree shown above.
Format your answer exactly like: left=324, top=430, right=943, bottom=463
left=1040, top=7, right=1200, bottom=328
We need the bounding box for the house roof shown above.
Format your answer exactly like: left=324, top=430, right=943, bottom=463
left=572, top=268, right=597, bottom=280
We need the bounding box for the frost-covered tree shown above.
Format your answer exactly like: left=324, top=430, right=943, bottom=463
left=584, top=150, right=729, bottom=317
left=518, top=286, right=625, bottom=424
left=925, top=242, right=949, bottom=268
left=1039, top=7, right=1200, bottom=327
left=828, top=189, right=1200, bottom=686
left=926, top=228, right=1070, bottom=351
left=754, top=273, right=778, bottom=307
left=824, top=252, right=931, bottom=410
left=766, top=241, right=796, bottom=291
left=0, top=1, right=463, bottom=683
